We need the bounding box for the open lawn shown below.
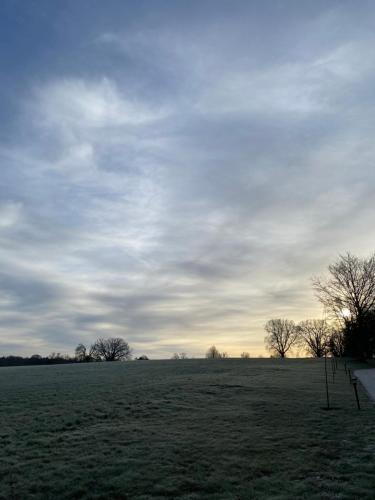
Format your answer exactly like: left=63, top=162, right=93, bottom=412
left=0, top=358, right=374, bottom=499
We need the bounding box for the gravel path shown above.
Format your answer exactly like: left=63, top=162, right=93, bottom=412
left=354, top=368, right=375, bottom=401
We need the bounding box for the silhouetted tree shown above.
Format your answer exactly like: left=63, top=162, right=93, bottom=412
left=205, top=345, right=222, bottom=359
left=48, top=352, right=61, bottom=359
left=264, top=319, right=298, bottom=358
left=75, top=344, right=88, bottom=362
left=74, top=343, right=98, bottom=362
left=171, top=352, right=188, bottom=359
left=313, top=252, right=375, bottom=358
left=297, top=319, right=331, bottom=358
left=241, top=352, right=250, bottom=358
left=328, top=327, right=345, bottom=357
left=91, top=337, right=132, bottom=361
left=344, top=310, right=375, bottom=358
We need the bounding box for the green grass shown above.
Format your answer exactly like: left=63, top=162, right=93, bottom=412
left=0, top=358, right=374, bottom=499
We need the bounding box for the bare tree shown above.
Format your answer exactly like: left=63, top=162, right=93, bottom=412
left=313, top=252, right=375, bottom=357
left=297, top=319, right=330, bottom=358
left=75, top=343, right=99, bottom=362
left=91, top=338, right=132, bottom=361
left=264, top=319, right=298, bottom=358
left=313, top=252, right=375, bottom=324
left=49, top=352, right=61, bottom=359
left=75, top=344, right=87, bottom=362
left=241, top=352, right=250, bottom=359
left=205, top=345, right=222, bottom=359
left=172, top=352, right=188, bottom=360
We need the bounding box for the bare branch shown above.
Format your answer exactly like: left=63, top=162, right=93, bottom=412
left=312, top=252, right=375, bottom=323
left=297, top=319, right=331, bottom=357
left=91, top=338, right=132, bottom=361
left=264, top=319, right=298, bottom=358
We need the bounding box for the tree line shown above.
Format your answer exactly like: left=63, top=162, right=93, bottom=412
left=0, top=352, right=78, bottom=367
left=0, top=338, right=133, bottom=367
left=264, top=252, right=375, bottom=359
left=264, top=318, right=343, bottom=358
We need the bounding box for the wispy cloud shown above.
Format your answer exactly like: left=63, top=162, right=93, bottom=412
left=0, top=1, right=375, bottom=357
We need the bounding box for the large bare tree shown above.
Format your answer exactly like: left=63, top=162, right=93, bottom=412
left=264, top=319, right=298, bottom=358
left=297, top=319, right=330, bottom=358
left=313, top=252, right=375, bottom=357
left=91, top=338, right=132, bottom=361
left=313, top=252, right=375, bottom=324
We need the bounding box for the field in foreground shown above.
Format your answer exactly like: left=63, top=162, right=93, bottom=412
left=0, top=358, right=374, bottom=500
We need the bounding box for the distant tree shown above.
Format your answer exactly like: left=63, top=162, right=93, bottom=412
left=297, top=319, right=331, bottom=358
left=48, top=352, right=62, bottom=360
left=75, top=344, right=88, bottom=362
left=0, top=354, right=76, bottom=367
left=264, top=319, right=298, bottom=358
left=313, top=252, right=375, bottom=358
left=136, top=355, right=149, bottom=360
left=241, top=352, right=250, bottom=359
left=221, top=352, right=229, bottom=358
left=74, top=343, right=98, bottom=362
left=205, top=345, right=222, bottom=359
left=172, top=352, right=188, bottom=360
left=91, top=338, right=132, bottom=361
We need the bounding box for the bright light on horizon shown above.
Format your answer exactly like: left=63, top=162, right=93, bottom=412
left=341, top=308, right=351, bottom=319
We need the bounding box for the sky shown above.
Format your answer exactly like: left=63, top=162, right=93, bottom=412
left=1, top=0, right=375, bottom=358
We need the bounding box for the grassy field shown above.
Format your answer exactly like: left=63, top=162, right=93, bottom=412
left=0, top=358, right=374, bottom=499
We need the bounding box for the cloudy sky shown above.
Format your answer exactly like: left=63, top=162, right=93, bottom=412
left=1, top=1, right=375, bottom=358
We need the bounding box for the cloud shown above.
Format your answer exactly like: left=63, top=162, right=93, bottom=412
left=0, top=2, right=375, bottom=357
left=34, top=77, right=166, bottom=130
left=0, top=202, right=23, bottom=228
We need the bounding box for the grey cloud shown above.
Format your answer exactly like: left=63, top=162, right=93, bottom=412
left=0, top=271, right=65, bottom=312
left=1, top=2, right=375, bottom=357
